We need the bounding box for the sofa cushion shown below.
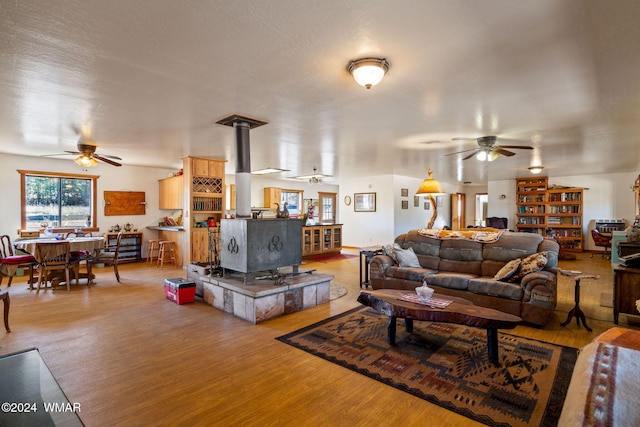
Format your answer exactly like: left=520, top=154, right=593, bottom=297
left=400, top=230, right=442, bottom=258
left=393, top=245, right=421, bottom=267
left=512, top=251, right=548, bottom=280
left=426, top=273, right=475, bottom=290
left=494, top=259, right=521, bottom=281
left=483, top=232, right=543, bottom=262
left=385, top=266, right=437, bottom=282
left=468, top=278, right=524, bottom=301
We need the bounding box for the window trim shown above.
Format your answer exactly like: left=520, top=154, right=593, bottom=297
left=18, top=170, right=100, bottom=233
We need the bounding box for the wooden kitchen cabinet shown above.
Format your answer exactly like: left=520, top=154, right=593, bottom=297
left=191, top=228, right=219, bottom=264
left=158, top=175, right=183, bottom=209
left=192, top=158, right=225, bottom=177
left=263, top=187, right=282, bottom=209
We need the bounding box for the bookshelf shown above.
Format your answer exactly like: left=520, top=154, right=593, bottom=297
left=546, top=188, right=583, bottom=251
left=514, top=177, right=584, bottom=252
left=515, top=177, right=547, bottom=235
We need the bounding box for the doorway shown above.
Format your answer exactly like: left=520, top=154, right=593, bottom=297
left=475, top=193, right=488, bottom=227
left=451, top=193, right=466, bottom=230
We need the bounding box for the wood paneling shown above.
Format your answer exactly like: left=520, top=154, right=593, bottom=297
left=104, top=191, right=146, bottom=215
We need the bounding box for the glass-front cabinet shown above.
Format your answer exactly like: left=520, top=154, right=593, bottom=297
left=302, top=224, right=342, bottom=257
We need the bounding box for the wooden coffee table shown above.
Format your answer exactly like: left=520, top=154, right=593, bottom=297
left=357, top=289, right=522, bottom=365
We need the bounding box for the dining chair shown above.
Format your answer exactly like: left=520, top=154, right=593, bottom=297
left=88, top=232, right=122, bottom=282
left=66, top=231, right=94, bottom=281
left=65, top=231, right=92, bottom=238
left=35, top=241, right=78, bottom=293
left=0, top=234, right=37, bottom=288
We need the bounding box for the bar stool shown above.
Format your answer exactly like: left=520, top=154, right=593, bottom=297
left=559, top=269, right=600, bottom=332
left=157, top=241, right=176, bottom=269
left=147, top=239, right=162, bottom=265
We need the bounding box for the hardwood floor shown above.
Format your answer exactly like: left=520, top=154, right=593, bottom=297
left=1, top=250, right=636, bottom=426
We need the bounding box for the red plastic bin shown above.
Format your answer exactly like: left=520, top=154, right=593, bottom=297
left=164, top=278, right=196, bottom=304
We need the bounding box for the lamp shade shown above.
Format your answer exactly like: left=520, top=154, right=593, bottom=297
left=75, top=155, right=98, bottom=167
left=347, top=58, right=390, bottom=89
left=416, top=168, right=445, bottom=195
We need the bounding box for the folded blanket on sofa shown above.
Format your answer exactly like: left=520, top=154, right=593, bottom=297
left=417, top=228, right=505, bottom=243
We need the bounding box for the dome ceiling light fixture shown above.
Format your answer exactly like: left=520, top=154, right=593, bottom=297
left=528, top=166, right=544, bottom=174
left=347, top=57, right=390, bottom=89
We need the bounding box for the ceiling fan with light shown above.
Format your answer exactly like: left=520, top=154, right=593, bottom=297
left=42, top=125, right=123, bottom=167
left=42, top=140, right=122, bottom=167
left=445, top=135, right=533, bottom=161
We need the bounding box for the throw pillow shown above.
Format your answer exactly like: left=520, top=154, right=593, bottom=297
left=393, top=246, right=421, bottom=268
left=382, top=244, right=398, bottom=262
left=511, top=251, right=548, bottom=280
left=494, top=259, right=521, bottom=281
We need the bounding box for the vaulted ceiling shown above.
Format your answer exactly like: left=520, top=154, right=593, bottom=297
left=2, top=1, right=640, bottom=185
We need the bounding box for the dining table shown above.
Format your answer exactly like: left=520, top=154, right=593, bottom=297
left=15, top=236, right=105, bottom=288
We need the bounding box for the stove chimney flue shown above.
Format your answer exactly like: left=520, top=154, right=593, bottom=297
left=216, top=114, right=268, bottom=219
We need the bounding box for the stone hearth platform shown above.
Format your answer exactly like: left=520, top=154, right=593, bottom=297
left=199, top=267, right=333, bottom=324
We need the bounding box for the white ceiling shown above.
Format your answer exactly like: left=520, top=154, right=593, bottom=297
left=2, top=0, right=640, bottom=185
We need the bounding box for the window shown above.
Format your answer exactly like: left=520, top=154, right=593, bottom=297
left=318, top=192, right=336, bottom=223
left=281, top=190, right=303, bottom=216
left=19, top=170, right=99, bottom=231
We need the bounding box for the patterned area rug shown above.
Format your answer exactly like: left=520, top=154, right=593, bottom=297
left=277, top=306, right=577, bottom=427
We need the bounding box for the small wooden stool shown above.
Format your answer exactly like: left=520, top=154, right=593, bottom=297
left=157, top=241, right=176, bottom=269
left=0, top=290, right=10, bottom=332
left=559, top=269, right=600, bottom=332
left=147, top=239, right=162, bottom=265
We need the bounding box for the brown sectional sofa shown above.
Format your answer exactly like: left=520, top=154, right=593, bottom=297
left=369, top=230, right=560, bottom=326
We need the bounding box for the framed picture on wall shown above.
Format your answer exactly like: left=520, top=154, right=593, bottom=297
left=401, top=188, right=409, bottom=197
left=354, top=192, right=376, bottom=212
left=424, top=201, right=430, bottom=210
left=436, top=195, right=444, bottom=207
left=401, top=200, right=408, bottom=209
left=414, top=196, right=419, bottom=207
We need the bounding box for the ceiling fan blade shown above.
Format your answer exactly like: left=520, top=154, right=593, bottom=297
left=452, top=137, right=477, bottom=141
left=64, top=150, right=81, bottom=155
left=494, top=148, right=516, bottom=157
left=98, top=153, right=123, bottom=160
left=445, top=147, right=478, bottom=156
left=93, top=155, right=122, bottom=167
left=496, top=145, right=533, bottom=150
left=41, top=153, right=73, bottom=157
left=462, top=150, right=480, bottom=160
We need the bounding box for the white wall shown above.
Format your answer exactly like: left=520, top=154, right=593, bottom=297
left=0, top=153, right=175, bottom=245
left=337, top=175, right=395, bottom=248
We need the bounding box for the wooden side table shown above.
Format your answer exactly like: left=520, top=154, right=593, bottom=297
left=559, top=269, right=599, bottom=332
left=613, top=265, right=640, bottom=324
